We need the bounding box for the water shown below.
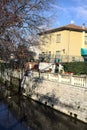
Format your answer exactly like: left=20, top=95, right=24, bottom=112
left=0, top=91, right=87, bottom=130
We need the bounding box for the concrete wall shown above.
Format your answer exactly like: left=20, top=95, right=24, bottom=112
left=22, top=72, right=87, bottom=123
left=30, top=80, right=87, bottom=123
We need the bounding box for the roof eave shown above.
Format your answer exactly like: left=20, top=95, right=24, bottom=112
left=39, top=27, right=87, bottom=35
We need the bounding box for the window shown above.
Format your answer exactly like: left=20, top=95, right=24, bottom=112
left=49, top=51, right=51, bottom=55
left=72, top=57, right=75, bottom=61
left=56, top=51, right=61, bottom=62
left=85, top=36, right=87, bottom=44
left=56, top=51, right=60, bottom=57
left=56, top=34, right=61, bottom=43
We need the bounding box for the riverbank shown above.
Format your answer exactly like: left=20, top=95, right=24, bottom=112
left=0, top=70, right=87, bottom=123
left=0, top=87, right=87, bottom=130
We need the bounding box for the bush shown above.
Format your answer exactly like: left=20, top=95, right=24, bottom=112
left=63, top=62, right=87, bottom=75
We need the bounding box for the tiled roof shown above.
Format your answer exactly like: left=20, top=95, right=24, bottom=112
left=39, top=24, right=87, bottom=35
left=65, top=24, right=87, bottom=30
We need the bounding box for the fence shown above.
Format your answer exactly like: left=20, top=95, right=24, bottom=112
left=0, top=69, right=87, bottom=88
left=39, top=54, right=84, bottom=63
left=33, top=71, right=87, bottom=88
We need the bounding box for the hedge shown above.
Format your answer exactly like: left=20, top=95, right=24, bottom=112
left=62, top=62, right=87, bottom=75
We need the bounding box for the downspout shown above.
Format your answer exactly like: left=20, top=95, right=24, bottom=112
left=81, top=24, right=85, bottom=60
left=68, top=30, right=70, bottom=62
left=82, top=23, right=85, bottom=48
left=82, top=31, right=85, bottom=48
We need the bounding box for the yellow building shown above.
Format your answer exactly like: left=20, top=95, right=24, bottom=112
left=39, top=24, right=87, bottom=62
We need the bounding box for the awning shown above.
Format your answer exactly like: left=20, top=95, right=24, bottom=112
left=81, top=48, right=87, bottom=56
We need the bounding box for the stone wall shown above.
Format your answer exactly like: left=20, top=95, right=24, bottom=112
left=29, top=80, right=87, bottom=123
left=1, top=70, right=87, bottom=123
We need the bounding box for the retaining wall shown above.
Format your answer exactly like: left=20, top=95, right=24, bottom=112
left=23, top=72, right=87, bottom=123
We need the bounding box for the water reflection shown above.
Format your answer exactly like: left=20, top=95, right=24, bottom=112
left=0, top=91, right=87, bottom=130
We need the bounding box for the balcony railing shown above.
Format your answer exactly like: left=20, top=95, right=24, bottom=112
left=39, top=54, right=84, bottom=63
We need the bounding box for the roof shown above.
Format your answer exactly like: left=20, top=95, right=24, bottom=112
left=39, top=24, right=87, bottom=35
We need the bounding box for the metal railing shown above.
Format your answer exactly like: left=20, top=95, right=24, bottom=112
left=39, top=54, right=84, bottom=63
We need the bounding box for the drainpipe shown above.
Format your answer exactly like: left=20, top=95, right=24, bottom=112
left=82, top=23, right=85, bottom=48
left=18, top=70, right=22, bottom=95
left=82, top=31, right=85, bottom=48
left=68, top=30, right=70, bottom=62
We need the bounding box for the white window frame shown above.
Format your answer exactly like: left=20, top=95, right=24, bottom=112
left=85, top=35, right=87, bottom=44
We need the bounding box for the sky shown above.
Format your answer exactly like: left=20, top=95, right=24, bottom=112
left=50, top=0, right=87, bottom=28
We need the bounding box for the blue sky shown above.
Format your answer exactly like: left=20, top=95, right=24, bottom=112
left=51, top=0, right=87, bottom=28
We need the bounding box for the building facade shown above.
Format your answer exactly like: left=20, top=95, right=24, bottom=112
left=39, top=24, right=87, bottom=62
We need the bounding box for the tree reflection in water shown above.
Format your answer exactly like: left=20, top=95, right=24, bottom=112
left=0, top=92, right=87, bottom=130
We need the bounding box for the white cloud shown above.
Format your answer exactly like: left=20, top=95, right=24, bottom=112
left=50, top=1, right=87, bottom=26
left=58, top=4, right=87, bottom=21
left=70, top=20, right=75, bottom=24
left=76, top=6, right=87, bottom=19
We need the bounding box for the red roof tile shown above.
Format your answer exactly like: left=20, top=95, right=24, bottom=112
left=39, top=24, right=87, bottom=35
left=65, top=24, right=87, bottom=30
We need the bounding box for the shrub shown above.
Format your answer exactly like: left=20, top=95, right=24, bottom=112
left=63, top=62, right=87, bottom=75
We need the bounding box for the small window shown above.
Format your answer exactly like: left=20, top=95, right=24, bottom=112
left=56, top=34, right=61, bottom=43
left=72, top=57, right=75, bottom=61
left=56, top=51, right=60, bottom=57
left=49, top=51, right=51, bottom=55
left=85, top=36, right=87, bottom=44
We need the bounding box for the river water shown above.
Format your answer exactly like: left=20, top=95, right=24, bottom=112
left=0, top=90, right=87, bottom=130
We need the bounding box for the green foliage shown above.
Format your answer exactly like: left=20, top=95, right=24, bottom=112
left=63, top=62, right=87, bottom=75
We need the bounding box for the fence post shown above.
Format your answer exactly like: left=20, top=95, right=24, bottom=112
left=71, top=74, right=74, bottom=85
left=85, top=76, right=87, bottom=87
left=58, top=74, right=61, bottom=83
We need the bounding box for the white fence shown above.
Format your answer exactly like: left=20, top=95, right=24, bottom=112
left=33, top=72, right=87, bottom=88
left=0, top=70, right=87, bottom=88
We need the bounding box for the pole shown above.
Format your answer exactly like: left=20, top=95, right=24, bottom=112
left=18, top=70, right=22, bottom=94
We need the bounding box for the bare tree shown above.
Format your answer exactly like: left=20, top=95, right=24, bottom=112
left=0, top=0, right=56, bottom=61
left=0, top=0, right=55, bottom=35
left=15, top=44, right=35, bottom=66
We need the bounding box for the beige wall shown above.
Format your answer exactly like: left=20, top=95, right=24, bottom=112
left=68, top=31, right=82, bottom=56
left=39, top=29, right=87, bottom=61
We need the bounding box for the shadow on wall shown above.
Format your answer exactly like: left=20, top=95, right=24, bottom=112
left=37, top=93, right=59, bottom=108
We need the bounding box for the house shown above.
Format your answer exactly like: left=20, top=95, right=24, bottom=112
left=39, top=24, right=87, bottom=62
